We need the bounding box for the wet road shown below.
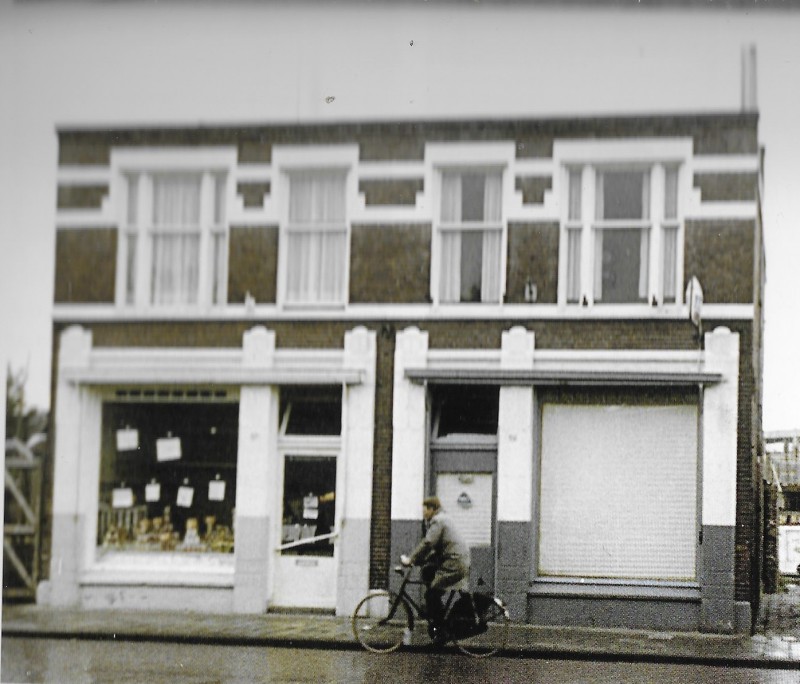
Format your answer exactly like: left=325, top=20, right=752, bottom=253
left=2, top=638, right=799, bottom=684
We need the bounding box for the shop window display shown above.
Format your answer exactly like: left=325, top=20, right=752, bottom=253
left=98, top=400, right=238, bottom=555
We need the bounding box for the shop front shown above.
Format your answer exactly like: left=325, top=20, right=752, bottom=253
left=41, top=325, right=376, bottom=615
left=391, top=324, right=742, bottom=632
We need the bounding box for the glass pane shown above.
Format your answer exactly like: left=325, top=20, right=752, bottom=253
left=664, top=167, right=679, bottom=220
left=596, top=228, right=646, bottom=303
left=599, top=171, right=646, bottom=220
left=460, top=231, right=483, bottom=302
left=214, top=174, right=227, bottom=225
left=212, top=232, right=226, bottom=305
left=568, top=168, right=582, bottom=221
left=127, top=175, right=139, bottom=225
left=125, top=234, right=137, bottom=305
left=461, top=173, right=485, bottom=222
left=285, top=230, right=345, bottom=303
left=433, top=386, right=499, bottom=438
left=280, top=387, right=342, bottom=436
left=98, top=402, right=238, bottom=554
left=281, top=456, right=336, bottom=556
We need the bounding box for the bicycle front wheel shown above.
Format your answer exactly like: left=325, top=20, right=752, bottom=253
left=455, top=597, right=510, bottom=658
left=351, top=590, right=412, bottom=653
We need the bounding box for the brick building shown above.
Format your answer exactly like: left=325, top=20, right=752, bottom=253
left=41, top=112, right=765, bottom=633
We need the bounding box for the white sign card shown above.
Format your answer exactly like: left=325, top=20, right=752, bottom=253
left=116, top=428, right=139, bottom=452
left=303, top=495, right=319, bottom=520
left=145, top=482, right=161, bottom=502
left=208, top=479, right=226, bottom=502
left=156, top=437, right=182, bottom=462
left=112, top=487, right=134, bottom=508
left=176, top=486, right=194, bottom=508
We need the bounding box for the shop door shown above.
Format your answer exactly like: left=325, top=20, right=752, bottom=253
left=433, top=451, right=496, bottom=593
left=272, top=455, right=338, bottom=609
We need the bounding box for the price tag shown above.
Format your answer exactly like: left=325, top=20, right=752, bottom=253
left=208, top=479, right=226, bottom=502
left=112, top=487, right=134, bottom=508
left=176, top=486, right=194, bottom=508
left=145, top=482, right=161, bottom=502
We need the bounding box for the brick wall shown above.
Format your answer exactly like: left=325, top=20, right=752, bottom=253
left=54, top=228, right=117, bottom=303
left=506, top=222, right=559, bottom=304
left=350, top=224, right=431, bottom=304
left=227, top=225, right=278, bottom=304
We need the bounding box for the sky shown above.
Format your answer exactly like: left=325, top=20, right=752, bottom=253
left=0, top=0, right=799, bottom=431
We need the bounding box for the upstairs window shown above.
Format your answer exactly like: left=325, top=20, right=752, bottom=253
left=285, top=170, right=348, bottom=306
left=564, top=164, right=681, bottom=306
left=123, top=171, right=227, bottom=307
left=437, top=170, right=503, bottom=303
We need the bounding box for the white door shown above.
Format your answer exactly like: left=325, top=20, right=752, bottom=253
left=272, top=454, right=338, bottom=609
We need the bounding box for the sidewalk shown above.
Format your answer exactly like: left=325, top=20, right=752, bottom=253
left=3, top=586, right=799, bottom=670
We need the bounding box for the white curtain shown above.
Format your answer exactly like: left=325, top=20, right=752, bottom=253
left=480, top=173, right=502, bottom=302
left=287, top=172, right=347, bottom=303
left=439, top=174, right=462, bottom=302
left=151, top=174, right=201, bottom=305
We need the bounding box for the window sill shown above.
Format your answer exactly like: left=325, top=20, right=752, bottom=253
left=82, top=549, right=235, bottom=587
left=530, top=578, right=701, bottom=602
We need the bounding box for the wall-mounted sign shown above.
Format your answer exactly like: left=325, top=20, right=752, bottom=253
left=303, top=495, right=319, bottom=520
left=457, top=492, right=473, bottom=508
left=156, top=437, right=182, bottom=462
left=116, top=428, right=139, bottom=452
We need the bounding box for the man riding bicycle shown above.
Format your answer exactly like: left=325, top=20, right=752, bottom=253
left=400, top=496, right=470, bottom=640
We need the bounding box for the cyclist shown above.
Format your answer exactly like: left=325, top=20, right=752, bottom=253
left=400, top=496, right=470, bottom=640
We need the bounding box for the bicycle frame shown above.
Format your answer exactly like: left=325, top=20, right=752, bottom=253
left=382, top=565, right=461, bottom=630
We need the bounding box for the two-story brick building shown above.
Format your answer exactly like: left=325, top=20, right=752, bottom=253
left=40, top=112, right=765, bottom=634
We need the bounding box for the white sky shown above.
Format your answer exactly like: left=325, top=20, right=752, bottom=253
left=0, top=1, right=798, bottom=430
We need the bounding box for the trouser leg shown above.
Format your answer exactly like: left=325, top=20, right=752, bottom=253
left=425, top=587, right=445, bottom=625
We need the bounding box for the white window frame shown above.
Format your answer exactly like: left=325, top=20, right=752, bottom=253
left=426, top=142, right=515, bottom=306
left=273, top=145, right=358, bottom=309
left=554, top=139, right=691, bottom=308
left=111, top=148, right=236, bottom=311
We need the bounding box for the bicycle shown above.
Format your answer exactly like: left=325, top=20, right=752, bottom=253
left=351, top=561, right=510, bottom=657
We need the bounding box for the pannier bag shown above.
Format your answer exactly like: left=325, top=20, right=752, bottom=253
left=447, top=592, right=489, bottom=639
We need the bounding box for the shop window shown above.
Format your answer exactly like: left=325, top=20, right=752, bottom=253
left=97, top=401, right=238, bottom=555
left=431, top=386, right=499, bottom=440
left=279, top=386, right=342, bottom=436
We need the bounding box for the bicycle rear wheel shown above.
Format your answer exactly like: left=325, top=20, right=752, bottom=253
left=351, top=590, right=412, bottom=653
left=454, top=597, right=510, bottom=658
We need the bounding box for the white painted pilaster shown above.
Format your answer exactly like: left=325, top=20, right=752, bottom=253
left=498, top=327, right=535, bottom=522
left=391, top=327, right=429, bottom=520
left=48, top=325, right=93, bottom=605
left=701, top=327, right=740, bottom=527
left=234, top=326, right=276, bottom=612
